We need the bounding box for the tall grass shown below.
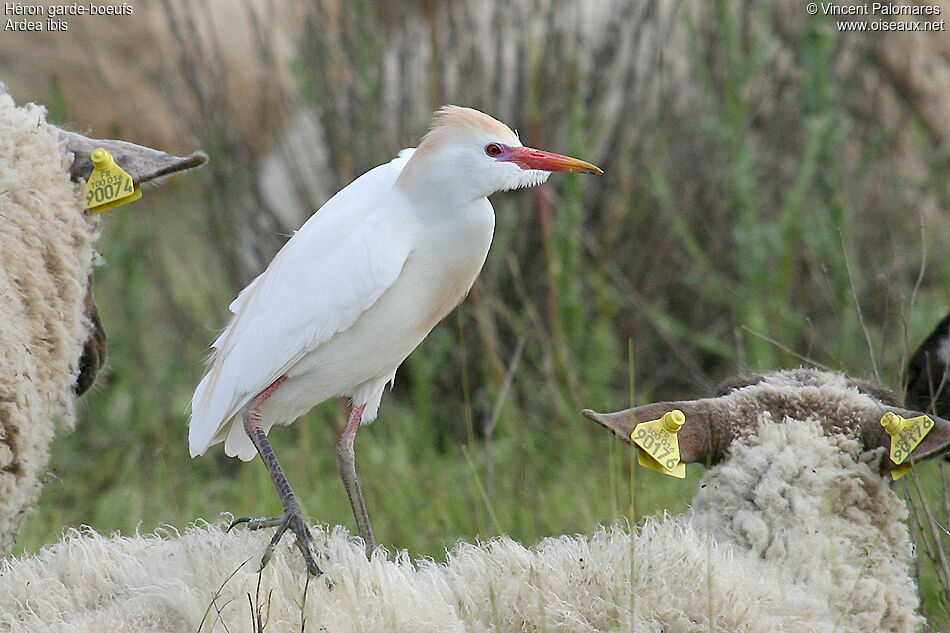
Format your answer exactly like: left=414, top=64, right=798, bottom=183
left=14, top=0, right=950, bottom=628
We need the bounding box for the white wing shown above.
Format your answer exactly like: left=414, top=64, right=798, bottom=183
left=189, top=150, right=415, bottom=457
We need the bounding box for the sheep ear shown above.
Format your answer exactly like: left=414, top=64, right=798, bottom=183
left=583, top=400, right=722, bottom=464
left=908, top=412, right=950, bottom=462
left=582, top=408, right=635, bottom=442
left=59, top=129, right=208, bottom=186
left=904, top=311, right=950, bottom=419
left=869, top=406, right=950, bottom=469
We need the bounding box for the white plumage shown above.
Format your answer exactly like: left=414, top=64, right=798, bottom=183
left=188, top=105, right=602, bottom=573
left=189, top=149, right=420, bottom=460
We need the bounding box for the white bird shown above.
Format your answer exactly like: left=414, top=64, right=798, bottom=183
left=189, top=105, right=603, bottom=575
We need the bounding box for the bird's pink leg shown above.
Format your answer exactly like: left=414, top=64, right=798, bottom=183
left=230, top=376, right=323, bottom=576
left=336, top=403, right=377, bottom=558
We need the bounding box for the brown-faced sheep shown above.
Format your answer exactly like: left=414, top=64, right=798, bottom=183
left=0, top=86, right=206, bottom=551
left=581, top=315, right=950, bottom=633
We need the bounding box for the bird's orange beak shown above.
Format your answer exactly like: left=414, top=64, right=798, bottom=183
left=503, top=146, right=604, bottom=175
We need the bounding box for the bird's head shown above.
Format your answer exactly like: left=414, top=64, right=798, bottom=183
left=398, top=106, right=602, bottom=201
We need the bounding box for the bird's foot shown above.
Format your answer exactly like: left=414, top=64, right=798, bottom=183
left=229, top=515, right=283, bottom=531
left=229, top=511, right=324, bottom=577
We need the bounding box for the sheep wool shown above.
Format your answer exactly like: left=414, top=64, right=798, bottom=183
left=0, top=414, right=924, bottom=632
left=0, top=87, right=98, bottom=551
left=691, top=418, right=920, bottom=633
left=579, top=367, right=945, bottom=632
left=0, top=518, right=836, bottom=633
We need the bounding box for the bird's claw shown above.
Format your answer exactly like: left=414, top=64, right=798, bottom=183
left=230, top=511, right=325, bottom=577
left=228, top=515, right=283, bottom=532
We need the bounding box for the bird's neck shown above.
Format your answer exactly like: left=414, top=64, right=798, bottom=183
left=395, top=149, right=491, bottom=211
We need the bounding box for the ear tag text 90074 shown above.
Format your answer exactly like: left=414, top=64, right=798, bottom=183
left=85, top=148, right=142, bottom=213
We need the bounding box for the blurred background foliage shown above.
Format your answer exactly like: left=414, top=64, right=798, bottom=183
left=2, top=0, right=949, bottom=626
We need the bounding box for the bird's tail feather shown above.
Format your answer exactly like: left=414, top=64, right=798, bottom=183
left=188, top=371, right=220, bottom=457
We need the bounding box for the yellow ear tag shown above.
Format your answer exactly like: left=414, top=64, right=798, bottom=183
left=632, top=410, right=686, bottom=479
left=85, top=148, right=142, bottom=213
left=890, top=462, right=914, bottom=481
left=881, top=411, right=934, bottom=467
left=637, top=448, right=687, bottom=478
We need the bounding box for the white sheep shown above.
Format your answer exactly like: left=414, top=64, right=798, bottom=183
left=0, top=86, right=205, bottom=551
left=585, top=364, right=950, bottom=633
left=3, top=362, right=947, bottom=632
left=0, top=518, right=838, bottom=633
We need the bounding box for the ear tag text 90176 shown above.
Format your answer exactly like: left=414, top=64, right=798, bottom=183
left=85, top=148, right=142, bottom=213
left=632, top=410, right=686, bottom=479
left=881, top=411, right=934, bottom=480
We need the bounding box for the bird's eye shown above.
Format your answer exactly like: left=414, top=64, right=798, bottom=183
left=485, top=143, right=504, bottom=157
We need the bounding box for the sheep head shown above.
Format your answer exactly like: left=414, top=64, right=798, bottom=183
left=584, top=313, right=950, bottom=475
left=60, top=130, right=207, bottom=394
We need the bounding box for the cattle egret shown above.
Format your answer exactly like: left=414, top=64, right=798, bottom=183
left=189, top=106, right=603, bottom=575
